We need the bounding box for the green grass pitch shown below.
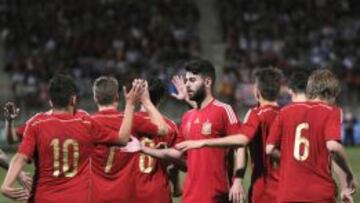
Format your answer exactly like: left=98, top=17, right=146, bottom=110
left=0, top=147, right=358, bottom=203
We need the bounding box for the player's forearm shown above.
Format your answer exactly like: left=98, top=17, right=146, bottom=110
left=118, top=103, right=135, bottom=145
left=204, top=135, right=249, bottom=148
left=142, top=147, right=187, bottom=171
left=333, top=161, right=348, bottom=190
left=233, top=148, right=247, bottom=179
left=141, top=99, right=168, bottom=136
left=5, top=121, right=18, bottom=144
left=1, top=153, right=27, bottom=189
left=327, top=141, right=354, bottom=180
left=142, top=147, right=182, bottom=161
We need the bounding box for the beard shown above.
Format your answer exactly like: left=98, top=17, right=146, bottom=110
left=189, top=84, right=206, bottom=104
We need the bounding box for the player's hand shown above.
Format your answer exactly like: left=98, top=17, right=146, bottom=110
left=119, top=136, right=142, bottom=153
left=341, top=189, right=354, bottom=203
left=171, top=76, right=197, bottom=108
left=140, top=80, right=151, bottom=103
left=229, top=178, right=245, bottom=203
left=4, top=102, right=20, bottom=121
left=340, top=176, right=356, bottom=203
left=0, top=186, right=29, bottom=201
left=18, top=171, right=32, bottom=191
left=123, top=79, right=144, bottom=105
left=175, top=140, right=206, bottom=152
left=171, top=75, right=188, bottom=101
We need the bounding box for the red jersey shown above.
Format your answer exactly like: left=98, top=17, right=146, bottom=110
left=16, top=109, right=89, bottom=140
left=90, top=109, right=160, bottom=203
left=267, top=101, right=341, bottom=202
left=241, top=105, right=280, bottom=203
left=132, top=111, right=183, bottom=203
left=180, top=99, right=242, bottom=203
left=18, top=111, right=119, bottom=203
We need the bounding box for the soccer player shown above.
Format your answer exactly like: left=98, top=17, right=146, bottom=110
left=266, top=69, right=356, bottom=203
left=135, top=60, right=243, bottom=203
left=176, top=68, right=284, bottom=203
left=90, top=76, right=169, bottom=203
left=0, top=74, right=142, bottom=203
left=130, top=78, right=184, bottom=203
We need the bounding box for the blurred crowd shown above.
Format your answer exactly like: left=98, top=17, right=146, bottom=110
left=1, top=0, right=200, bottom=109
left=2, top=0, right=360, bottom=113
left=217, top=0, right=360, bottom=107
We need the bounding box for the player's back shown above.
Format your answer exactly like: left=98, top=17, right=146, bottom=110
left=244, top=105, right=280, bottom=203
left=90, top=110, right=161, bottom=203
left=133, top=112, right=180, bottom=203
left=90, top=109, right=136, bottom=203
left=274, top=101, right=340, bottom=202
left=19, top=112, right=117, bottom=203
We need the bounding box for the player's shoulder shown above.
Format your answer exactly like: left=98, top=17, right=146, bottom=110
left=212, top=100, right=233, bottom=111
left=280, top=102, right=312, bottom=113
left=75, top=109, right=90, bottom=117
left=212, top=100, right=239, bottom=124
left=212, top=100, right=237, bottom=115
left=181, top=108, right=196, bottom=120
left=26, top=110, right=52, bottom=126
left=91, top=110, right=123, bottom=119
left=257, top=105, right=280, bottom=116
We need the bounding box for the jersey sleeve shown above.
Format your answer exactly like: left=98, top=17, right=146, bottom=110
left=240, top=109, right=260, bottom=140
left=166, top=120, right=182, bottom=147
left=133, top=114, right=159, bottom=137
left=222, top=106, right=242, bottom=135
left=18, top=124, right=37, bottom=159
left=324, top=108, right=342, bottom=141
left=267, top=114, right=282, bottom=145
left=88, top=117, right=119, bottom=144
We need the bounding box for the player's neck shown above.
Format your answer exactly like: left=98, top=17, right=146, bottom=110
left=311, top=97, right=333, bottom=104
left=259, top=100, right=277, bottom=107
left=198, top=94, right=214, bottom=110
left=52, top=106, right=74, bottom=114
left=98, top=103, right=118, bottom=112
left=292, top=93, right=307, bottom=102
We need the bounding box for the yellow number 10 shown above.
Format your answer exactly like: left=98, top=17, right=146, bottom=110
left=50, top=138, right=79, bottom=177
left=293, top=123, right=310, bottom=161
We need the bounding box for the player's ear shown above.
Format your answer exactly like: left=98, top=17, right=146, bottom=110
left=288, top=88, right=294, bottom=97
left=205, top=78, right=212, bottom=88
left=49, top=100, right=54, bottom=108
left=254, top=88, right=261, bottom=101
left=69, top=96, right=77, bottom=106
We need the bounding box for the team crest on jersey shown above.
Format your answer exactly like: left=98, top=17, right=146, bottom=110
left=201, top=120, right=212, bottom=135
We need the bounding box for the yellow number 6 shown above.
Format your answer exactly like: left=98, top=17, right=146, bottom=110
left=293, top=123, right=310, bottom=161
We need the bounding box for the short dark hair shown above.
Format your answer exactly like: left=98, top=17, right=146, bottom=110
left=93, top=76, right=119, bottom=106
left=288, top=69, right=311, bottom=94
left=185, top=59, right=216, bottom=86
left=253, top=67, right=283, bottom=101
left=148, top=78, right=166, bottom=105
left=49, top=74, right=77, bottom=108
left=306, top=69, right=341, bottom=100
